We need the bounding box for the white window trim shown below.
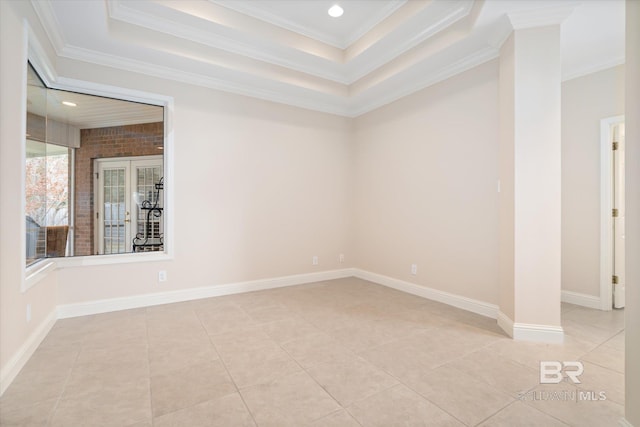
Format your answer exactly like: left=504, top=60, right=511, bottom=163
left=24, top=43, right=174, bottom=293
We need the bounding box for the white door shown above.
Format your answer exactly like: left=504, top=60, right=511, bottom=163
left=132, top=159, right=164, bottom=252
left=613, top=123, right=625, bottom=308
left=95, top=156, right=163, bottom=254
left=96, top=160, right=131, bottom=254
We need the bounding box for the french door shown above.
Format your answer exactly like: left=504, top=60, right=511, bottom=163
left=95, top=156, right=163, bottom=254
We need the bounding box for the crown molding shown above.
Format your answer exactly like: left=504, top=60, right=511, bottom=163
left=57, top=38, right=499, bottom=119
left=350, top=45, right=499, bottom=117
left=28, top=0, right=619, bottom=119
left=106, top=0, right=475, bottom=87
left=506, top=2, right=579, bottom=30
left=58, top=45, right=351, bottom=117
left=27, top=27, right=58, bottom=86
left=211, top=0, right=407, bottom=50
left=345, top=0, right=475, bottom=83
left=487, top=15, right=513, bottom=50
left=30, top=0, right=65, bottom=54
left=107, top=0, right=348, bottom=85
left=343, top=0, right=408, bottom=48
left=562, top=56, right=625, bottom=82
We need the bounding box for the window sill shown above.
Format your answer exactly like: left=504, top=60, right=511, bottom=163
left=55, top=251, right=171, bottom=268
left=23, top=260, right=56, bottom=292
left=23, top=251, right=172, bottom=292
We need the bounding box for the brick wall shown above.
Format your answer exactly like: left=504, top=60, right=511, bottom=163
left=74, top=122, right=163, bottom=256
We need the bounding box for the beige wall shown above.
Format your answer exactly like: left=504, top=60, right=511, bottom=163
left=0, top=0, right=61, bottom=390
left=625, top=1, right=639, bottom=424
left=562, top=65, right=625, bottom=297
left=53, top=58, right=353, bottom=305
left=353, top=60, right=500, bottom=305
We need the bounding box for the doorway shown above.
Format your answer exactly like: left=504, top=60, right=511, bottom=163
left=94, top=156, right=164, bottom=254
left=600, top=116, right=625, bottom=310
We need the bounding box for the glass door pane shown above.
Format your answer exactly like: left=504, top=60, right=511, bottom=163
left=98, top=163, right=130, bottom=254
left=133, top=159, right=163, bottom=252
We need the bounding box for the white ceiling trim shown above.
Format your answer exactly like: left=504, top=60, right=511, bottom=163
left=106, top=0, right=475, bottom=86
left=57, top=45, right=352, bottom=117
left=345, top=0, right=475, bottom=82
left=26, top=0, right=506, bottom=117
left=350, top=46, right=499, bottom=117
left=341, top=0, right=408, bottom=48
left=30, top=0, right=65, bottom=54
left=486, top=3, right=580, bottom=53
left=27, top=27, right=58, bottom=87
left=211, top=0, right=407, bottom=49
left=506, top=2, right=579, bottom=30
left=27, top=0, right=623, bottom=119
left=562, top=56, right=625, bottom=82
left=107, top=0, right=348, bottom=85
left=55, top=37, right=500, bottom=118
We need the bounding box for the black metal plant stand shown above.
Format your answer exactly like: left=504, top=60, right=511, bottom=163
left=133, top=177, right=164, bottom=252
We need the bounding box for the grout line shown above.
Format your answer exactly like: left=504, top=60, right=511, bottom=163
left=8, top=279, right=628, bottom=426
left=143, top=307, right=154, bottom=426
left=45, top=328, right=85, bottom=427
left=471, top=399, right=516, bottom=426
left=195, top=305, right=260, bottom=427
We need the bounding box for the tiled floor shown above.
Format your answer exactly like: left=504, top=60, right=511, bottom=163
left=0, top=277, right=625, bottom=426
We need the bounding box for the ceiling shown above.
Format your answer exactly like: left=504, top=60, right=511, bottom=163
left=31, top=0, right=625, bottom=118
left=27, top=63, right=163, bottom=129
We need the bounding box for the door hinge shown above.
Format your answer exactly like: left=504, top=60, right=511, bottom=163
left=612, top=141, right=619, bottom=151
left=95, top=172, right=99, bottom=179
left=96, top=212, right=99, bottom=219
left=612, top=208, right=619, bottom=217
left=613, top=275, right=619, bottom=285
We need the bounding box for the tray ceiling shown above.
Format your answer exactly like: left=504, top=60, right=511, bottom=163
left=32, top=0, right=625, bottom=117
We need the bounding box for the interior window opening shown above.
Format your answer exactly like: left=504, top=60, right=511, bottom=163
left=25, top=62, right=165, bottom=267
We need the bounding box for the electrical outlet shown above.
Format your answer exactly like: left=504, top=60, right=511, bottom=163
left=339, top=253, right=345, bottom=263
left=158, top=270, right=167, bottom=282
left=26, top=304, right=32, bottom=323
left=411, top=264, right=417, bottom=275
left=312, top=256, right=319, bottom=266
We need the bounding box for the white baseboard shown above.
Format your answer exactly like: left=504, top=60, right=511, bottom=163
left=513, top=323, right=564, bottom=344
left=57, top=268, right=355, bottom=318
left=497, top=311, right=515, bottom=338
left=352, top=269, right=499, bottom=319
left=0, top=309, right=57, bottom=396
left=7, top=268, right=572, bottom=397
left=561, top=290, right=602, bottom=310
left=498, top=310, right=564, bottom=343
left=619, top=418, right=634, bottom=427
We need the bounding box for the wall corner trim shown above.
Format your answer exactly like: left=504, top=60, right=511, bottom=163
left=0, top=309, right=57, bottom=396
left=352, top=269, right=499, bottom=319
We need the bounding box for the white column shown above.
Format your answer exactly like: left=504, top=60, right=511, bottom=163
left=498, top=23, right=564, bottom=343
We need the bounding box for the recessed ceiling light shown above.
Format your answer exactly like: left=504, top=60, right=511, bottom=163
left=328, top=4, right=343, bottom=18
left=62, top=101, right=77, bottom=107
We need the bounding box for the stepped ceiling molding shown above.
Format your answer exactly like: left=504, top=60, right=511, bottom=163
left=32, top=0, right=625, bottom=117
